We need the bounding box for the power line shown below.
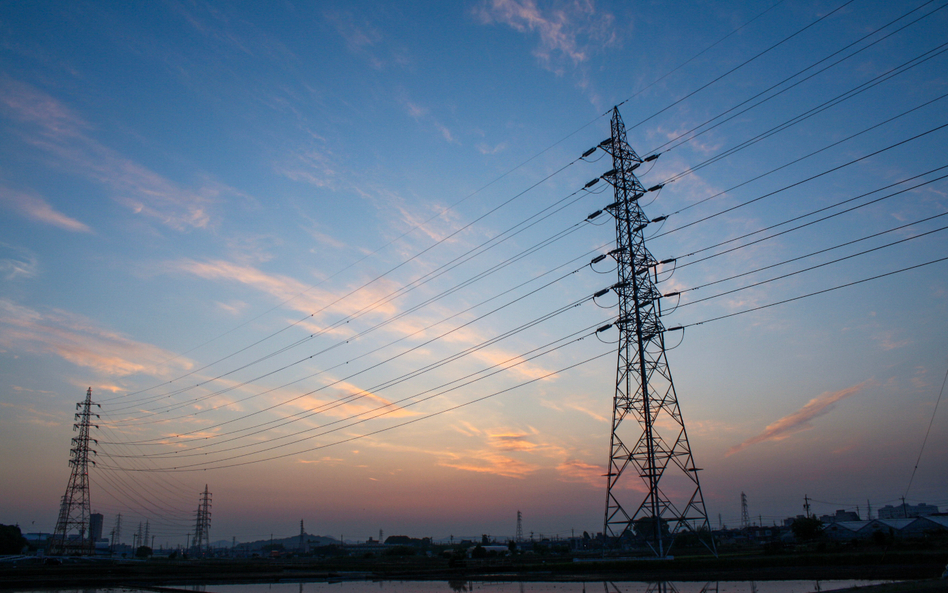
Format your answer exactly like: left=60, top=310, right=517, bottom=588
left=106, top=0, right=862, bottom=407
left=660, top=91, right=948, bottom=218
left=109, top=161, right=606, bottom=413
left=670, top=210, right=948, bottom=296
left=645, top=0, right=947, bottom=158
left=102, top=335, right=615, bottom=471
left=676, top=169, right=948, bottom=270
left=675, top=224, right=948, bottom=309
left=904, top=357, right=948, bottom=497
left=108, top=280, right=613, bottom=450
left=106, top=210, right=601, bottom=421
left=103, top=245, right=612, bottom=443
left=621, top=0, right=858, bottom=132
left=121, top=319, right=613, bottom=461
left=659, top=40, right=948, bottom=187
left=683, top=255, right=948, bottom=329
left=109, top=154, right=586, bottom=402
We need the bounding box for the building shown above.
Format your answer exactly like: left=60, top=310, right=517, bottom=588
left=877, top=503, right=939, bottom=519
left=89, top=513, right=104, bottom=542
left=822, top=517, right=948, bottom=541
left=819, top=509, right=861, bottom=523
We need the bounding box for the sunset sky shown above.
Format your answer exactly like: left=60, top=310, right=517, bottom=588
left=1, top=0, right=946, bottom=546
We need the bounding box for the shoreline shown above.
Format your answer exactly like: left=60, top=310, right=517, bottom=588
left=1, top=551, right=945, bottom=590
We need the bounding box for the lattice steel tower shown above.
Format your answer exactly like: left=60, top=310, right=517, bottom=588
left=192, top=484, right=212, bottom=555
left=50, top=387, right=99, bottom=555
left=741, top=492, right=750, bottom=529
left=601, top=107, right=714, bottom=556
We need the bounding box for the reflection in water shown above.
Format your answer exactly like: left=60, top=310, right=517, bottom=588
left=698, top=582, right=718, bottom=593
left=597, top=581, right=879, bottom=593
left=8, top=580, right=888, bottom=593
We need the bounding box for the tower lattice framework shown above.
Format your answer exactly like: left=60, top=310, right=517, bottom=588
left=601, top=107, right=714, bottom=557
left=50, top=387, right=99, bottom=555
left=192, top=484, right=212, bottom=555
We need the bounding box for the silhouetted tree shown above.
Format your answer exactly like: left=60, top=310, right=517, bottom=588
left=632, top=516, right=670, bottom=542
left=791, top=517, right=824, bottom=542
left=0, top=525, right=27, bottom=554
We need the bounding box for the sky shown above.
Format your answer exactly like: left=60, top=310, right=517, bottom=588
left=1, top=0, right=946, bottom=547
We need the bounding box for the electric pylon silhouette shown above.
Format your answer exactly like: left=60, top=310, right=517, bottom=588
left=516, top=510, right=523, bottom=543
left=741, top=492, right=750, bottom=529
left=600, top=107, right=715, bottom=557
left=50, top=387, right=99, bottom=555
left=192, top=484, right=212, bottom=556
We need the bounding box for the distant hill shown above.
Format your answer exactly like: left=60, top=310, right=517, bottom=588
left=232, top=533, right=340, bottom=551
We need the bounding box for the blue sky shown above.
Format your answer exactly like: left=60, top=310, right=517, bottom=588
left=1, top=0, right=946, bottom=545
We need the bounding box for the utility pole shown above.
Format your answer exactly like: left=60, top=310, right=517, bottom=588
left=804, top=495, right=811, bottom=518
left=50, top=388, right=99, bottom=555
left=600, top=107, right=714, bottom=557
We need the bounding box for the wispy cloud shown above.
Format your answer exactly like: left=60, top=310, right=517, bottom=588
left=556, top=458, right=604, bottom=487
left=397, top=94, right=458, bottom=145
left=0, top=78, right=233, bottom=231
left=275, top=144, right=340, bottom=189
left=474, top=0, right=617, bottom=70
left=438, top=449, right=539, bottom=478
left=0, top=186, right=91, bottom=232
left=727, top=380, right=872, bottom=456
left=477, top=142, right=507, bottom=155
left=0, top=243, right=39, bottom=280
left=0, top=401, right=63, bottom=427
left=171, top=258, right=400, bottom=321
left=324, top=10, right=409, bottom=70
left=0, top=299, right=193, bottom=378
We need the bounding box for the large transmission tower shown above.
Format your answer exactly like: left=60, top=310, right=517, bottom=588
left=192, top=484, right=212, bottom=556
left=50, top=387, right=99, bottom=555
left=601, top=107, right=714, bottom=557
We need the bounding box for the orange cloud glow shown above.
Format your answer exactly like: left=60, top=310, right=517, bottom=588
left=727, top=380, right=872, bottom=456
left=0, top=299, right=192, bottom=378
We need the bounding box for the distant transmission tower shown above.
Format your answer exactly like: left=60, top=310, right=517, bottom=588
left=741, top=492, right=750, bottom=529
left=113, top=513, right=122, bottom=547
left=300, top=519, right=305, bottom=552
left=192, top=485, right=212, bottom=555
left=601, top=107, right=715, bottom=557
left=516, top=511, right=523, bottom=542
left=50, top=387, right=99, bottom=555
